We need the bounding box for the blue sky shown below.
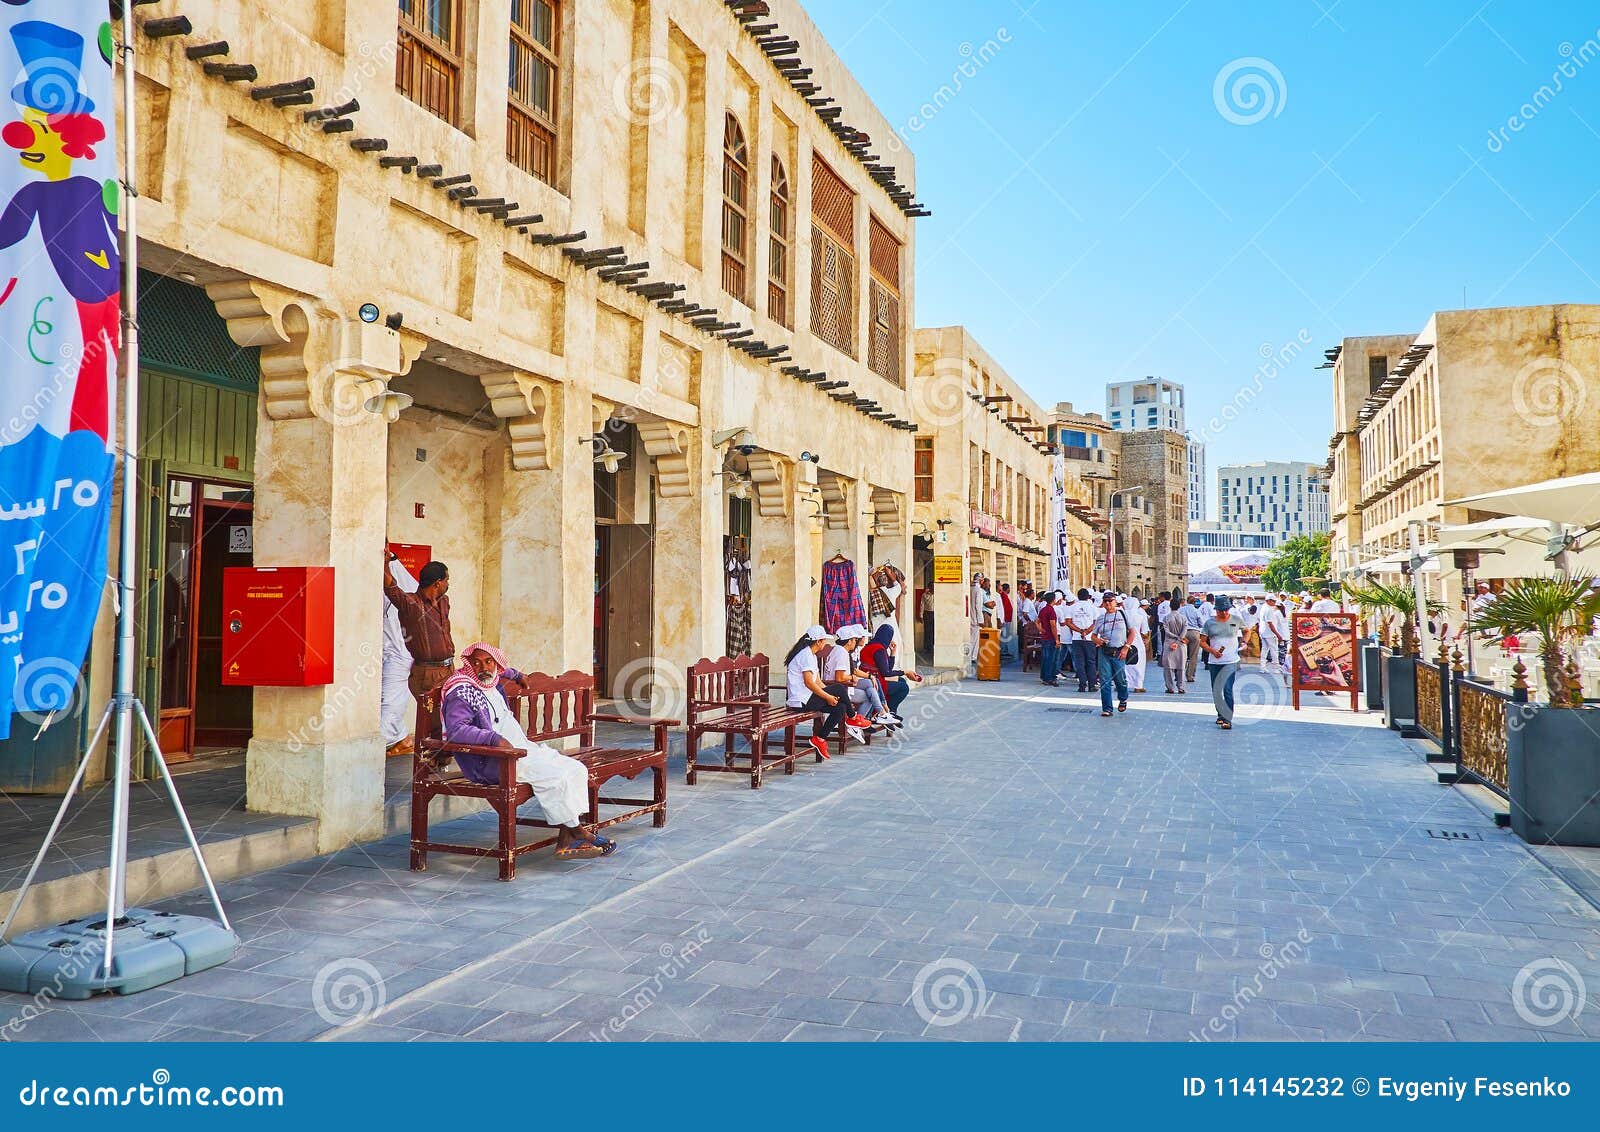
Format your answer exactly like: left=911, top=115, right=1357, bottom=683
left=804, top=0, right=1600, bottom=517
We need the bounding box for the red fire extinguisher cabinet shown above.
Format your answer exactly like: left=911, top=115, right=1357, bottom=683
left=221, top=566, right=336, bottom=686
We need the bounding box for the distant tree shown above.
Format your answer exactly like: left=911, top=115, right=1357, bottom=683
left=1262, top=531, right=1332, bottom=593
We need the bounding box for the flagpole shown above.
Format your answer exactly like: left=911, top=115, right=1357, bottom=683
left=0, top=7, right=233, bottom=996
left=101, top=0, right=143, bottom=979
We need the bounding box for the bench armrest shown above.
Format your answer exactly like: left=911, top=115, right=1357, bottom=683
left=688, top=698, right=769, bottom=711
left=419, top=739, right=520, bottom=759
left=590, top=712, right=681, bottom=727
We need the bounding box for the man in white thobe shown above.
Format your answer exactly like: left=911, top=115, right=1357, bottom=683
left=440, top=643, right=614, bottom=858
left=381, top=555, right=418, bottom=756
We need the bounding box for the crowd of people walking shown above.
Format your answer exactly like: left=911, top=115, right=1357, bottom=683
left=969, top=574, right=1344, bottom=729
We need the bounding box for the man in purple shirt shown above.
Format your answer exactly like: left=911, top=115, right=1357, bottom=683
left=440, top=643, right=615, bottom=859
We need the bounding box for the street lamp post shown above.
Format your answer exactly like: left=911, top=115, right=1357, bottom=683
left=1116, top=485, right=1147, bottom=593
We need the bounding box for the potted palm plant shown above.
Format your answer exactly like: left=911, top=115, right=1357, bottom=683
left=1343, top=580, right=1388, bottom=711
left=1471, top=575, right=1600, bottom=847
left=1353, top=581, right=1440, bottom=734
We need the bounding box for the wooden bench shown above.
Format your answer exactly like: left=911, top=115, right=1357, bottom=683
left=1021, top=621, right=1042, bottom=672
left=410, top=669, right=673, bottom=880
left=685, top=654, right=865, bottom=789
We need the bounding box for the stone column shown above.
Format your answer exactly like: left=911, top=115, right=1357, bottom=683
left=479, top=372, right=595, bottom=674
left=641, top=420, right=719, bottom=722
left=747, top=452, right=805, bottom=663
left=210, top=281, right=423, bottom=852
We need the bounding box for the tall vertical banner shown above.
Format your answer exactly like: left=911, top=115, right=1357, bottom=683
left=1048, top=452, right=1071, bottom=594
left=0, top=3, right=119, bottom=737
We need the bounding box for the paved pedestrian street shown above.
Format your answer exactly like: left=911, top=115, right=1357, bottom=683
left=5, top=668, right=1599, bottom=1043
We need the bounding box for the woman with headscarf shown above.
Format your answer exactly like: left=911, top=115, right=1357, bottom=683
left=440, top=643, right=613, bottom=858
left=860, top=623, right=917, bottom=720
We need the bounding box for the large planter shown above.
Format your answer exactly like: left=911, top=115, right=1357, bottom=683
left=1508, top=706, right=1600, bottom=847
left=1382, top=654, right=1419, bottom=735
left=1362, top=642, right=1384, bottom=711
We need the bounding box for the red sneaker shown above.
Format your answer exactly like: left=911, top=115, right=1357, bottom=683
left=808, top=736, right=831, bottom=760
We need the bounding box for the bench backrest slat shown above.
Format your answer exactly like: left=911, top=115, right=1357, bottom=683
left=687, top=654, right=773, bottom=720
left=506, top=669, right=595, bottom=745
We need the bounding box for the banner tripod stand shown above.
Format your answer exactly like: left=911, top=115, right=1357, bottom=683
left=0, top=1, right=236, bottom=999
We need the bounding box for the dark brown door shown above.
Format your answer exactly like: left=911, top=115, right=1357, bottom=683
left=193, top=498, right=254, bottom=746
left=603, top=524, right=654, bottom=698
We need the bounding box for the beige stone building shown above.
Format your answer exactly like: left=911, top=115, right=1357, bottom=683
left=1047, top=402, right=1171, bottom=595
left=0, top=0, right=926, bottom=853
left=908, top=327, right=1092, bottom=667
left=1325, top=306, right=1600, bottom=605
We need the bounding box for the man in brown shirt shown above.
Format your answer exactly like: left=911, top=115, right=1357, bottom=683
left=383, top=550, right=454, bottom=700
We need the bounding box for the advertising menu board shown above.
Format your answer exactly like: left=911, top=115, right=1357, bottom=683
left=1291, top=612, right=1360, bottom=711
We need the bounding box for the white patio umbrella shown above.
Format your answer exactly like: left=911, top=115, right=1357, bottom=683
left=1446, top=471, right=1600, bottom=526
left=1437, top=517, right=1600, bottom=577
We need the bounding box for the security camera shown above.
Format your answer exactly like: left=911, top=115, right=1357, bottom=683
left=712, top=426, right=757, bottom=453
left=800, top=451, right=821, bottom=464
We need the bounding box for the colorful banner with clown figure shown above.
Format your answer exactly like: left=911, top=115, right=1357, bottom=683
left=0, top=2, right=119, bottom=738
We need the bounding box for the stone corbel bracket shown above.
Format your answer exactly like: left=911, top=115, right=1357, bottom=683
left=480, top=370, right=554, bottom=470
left=743, top=451, right=791, bottom=519
left=207, top=279, right=425, bottom=423
left=870, top=486, right=903, bottom=536
left=637, top=419, right=692, bottom=497
left=817, top=471, right=851, bottom=531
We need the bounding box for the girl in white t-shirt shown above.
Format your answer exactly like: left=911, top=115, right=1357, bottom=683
left=784, top=626, right=849, bottom=759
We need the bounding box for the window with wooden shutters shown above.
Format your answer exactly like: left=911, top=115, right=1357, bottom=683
left=508, top=0, right=558, bottom=184
left=809, top=156, right=856, bottom=357
left=397, top=0, right=464, bottom=127
left=868, top=216, right=902, bottom=385
left=768, top=156, right=791, bottom=327
left=914, top=436, right=934, bottom=501
left=721, top=114, right=751, bottom=304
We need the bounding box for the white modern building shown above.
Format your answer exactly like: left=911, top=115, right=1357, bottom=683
left=1217, top=461, right=1330, bottom=541
left=1186, top=521, right=1279, bottom=552
left=1185, top=437, right=1206, bottom=524
left=1105, top=378, right=1205, bottom=521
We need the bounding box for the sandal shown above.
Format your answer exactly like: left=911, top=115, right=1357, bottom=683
left=1117, top=702, right=1127, bottom=713
left=556, top=834, right=617, bottom=860
left=1100, top=710, right=1113, bottom=718
left=1218, top=721, right=1232, bottom=730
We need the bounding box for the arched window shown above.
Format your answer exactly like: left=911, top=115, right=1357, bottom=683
left=767, top=155, right=791, bottom=327
left=720, top=113, right=750, bottom=304
left=1132, top=529, right=1144, bottom=556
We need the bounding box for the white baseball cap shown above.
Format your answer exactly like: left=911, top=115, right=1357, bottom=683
left=804, top=624, right=834, bottom=642
left=834, top=624, right=868, bottom=640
